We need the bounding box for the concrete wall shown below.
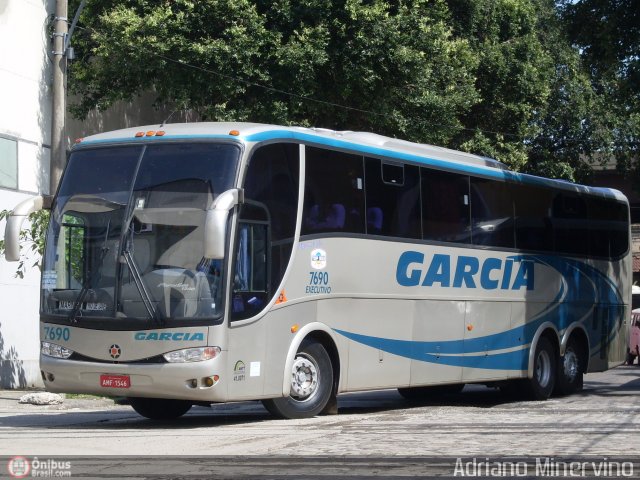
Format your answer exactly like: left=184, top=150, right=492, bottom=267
left=66, top=93, right=198, bottom=142
left=0, top=0, right=53, bottom=388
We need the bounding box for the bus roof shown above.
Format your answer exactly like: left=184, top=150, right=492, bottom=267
left=76, top=122, right=628, bottom=203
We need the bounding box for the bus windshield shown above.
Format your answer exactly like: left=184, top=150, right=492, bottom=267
left=41, top=142, right=240, bottom=325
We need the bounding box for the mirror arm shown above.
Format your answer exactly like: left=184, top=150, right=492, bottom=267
left=204, top=189, right=244, bottom=259
left=4, top=195, right=46, bottom=262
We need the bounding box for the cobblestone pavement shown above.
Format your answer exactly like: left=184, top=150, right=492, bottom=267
left=0, top=366, right=638, bottom=457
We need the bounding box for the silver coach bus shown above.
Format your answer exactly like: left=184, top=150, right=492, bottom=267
left=4, top=123, right=631, bottom=419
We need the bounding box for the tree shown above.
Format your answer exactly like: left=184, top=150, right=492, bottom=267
left=442, top=0, right=610, bottom=180
left=68, top=0, right=478, bottom=146
left=66, top=0, right=624, bottom=181
left=560, top=0, right=640, bottom=186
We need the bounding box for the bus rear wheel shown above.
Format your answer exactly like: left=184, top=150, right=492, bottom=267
left=555, top=337, right=584, bottom=395
left=129, top=397, right=192, bottom=420
left=262, top=340, right=334, bottom=419
left=525, top=336, right=556, bottom=400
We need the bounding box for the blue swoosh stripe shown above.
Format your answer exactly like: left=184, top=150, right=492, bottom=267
left=334, top=255, right=624, bottom=370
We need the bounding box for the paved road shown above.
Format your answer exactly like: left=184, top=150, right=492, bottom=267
left=0, top=366, right=639, bottom=459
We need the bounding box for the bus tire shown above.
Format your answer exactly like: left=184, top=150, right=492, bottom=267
left=555, top=337, right=584, bottom=396
left=262, top=340, right=334, bottom=419
left=398, top=383, right=464, bottom=400
left=129, top=397, right=192, bottom=420
left=525, top=336, right=556, bottom=400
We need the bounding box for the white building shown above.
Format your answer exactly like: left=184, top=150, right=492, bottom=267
left=0, top=0, right=190, bottom=388
left=0, top=0, right=53, bottom=388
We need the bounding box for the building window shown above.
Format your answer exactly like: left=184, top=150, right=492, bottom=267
left=0, top=137, right=18, bottom=189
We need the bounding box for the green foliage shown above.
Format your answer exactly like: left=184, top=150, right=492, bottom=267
left=0, top=209, right=50, bottom=279
left=560, top=0, right=640, bottom=188
left=67, top=0, right=635, bottom=183
left=68, top=0, right=479, bottom=146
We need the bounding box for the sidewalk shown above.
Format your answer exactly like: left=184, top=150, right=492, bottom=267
left=0, top=390, right=121, bottom=412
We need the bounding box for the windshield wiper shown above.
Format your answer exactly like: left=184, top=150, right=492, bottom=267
left=68, top=220, right=111, bottom=323
left=122, top=248, right=162, bottom=325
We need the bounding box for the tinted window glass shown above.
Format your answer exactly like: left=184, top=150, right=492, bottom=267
left=552, top=193, right=589, bottom=255
left=589, top=197, right=629, bottom=258
left=513, top=185, right=554, bottom=252
left=381, top=162, right=404, bottom=185
left=244, top=143, right=299, bottom=242
left=243, top=143, right=300, bottom=308
left=365, top=158, right=421, bottom=238
left=303, top=147, right=365, bottom=235
left=231, top=205, right=269, bottom=321
left=422, top=168, right=470, bottom=243
left=470, top=178, right=514, bottom=248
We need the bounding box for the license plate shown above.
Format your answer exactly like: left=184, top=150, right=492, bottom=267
left=100, top=374, right=130, bottom=389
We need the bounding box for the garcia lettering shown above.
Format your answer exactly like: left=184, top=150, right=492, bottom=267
left=396, top=252, right=534, bottom=291
left=134, top=332, right=206, bottom=341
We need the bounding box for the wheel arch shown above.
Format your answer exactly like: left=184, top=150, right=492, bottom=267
left=527, top=322, right=560, bottom=379
left=281, top=323, right=342, bottom=397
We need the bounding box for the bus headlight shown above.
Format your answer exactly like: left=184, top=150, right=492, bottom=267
left=163, top=346, right=221, bottom=363
left=41, top=342, right=74, bottom=359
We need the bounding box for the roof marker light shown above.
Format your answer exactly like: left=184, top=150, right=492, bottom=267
left=155, top=131, right=166, bottom=136
left=146, top=131, right=155, bottom=137
left=74, top=138, right=83, bottom=144
left=135, top=132, right=145, bottom=138
left=229, top=130, right=240, bottom=136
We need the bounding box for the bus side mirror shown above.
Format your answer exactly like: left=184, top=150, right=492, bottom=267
left=3, top=195, right=46, bottom=262
left=204, top=189, right=244, bottom=259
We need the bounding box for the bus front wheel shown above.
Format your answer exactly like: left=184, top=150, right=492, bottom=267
left=262, top=340, right=334, bottom=419
left=129, top=397, right=192, bottom=420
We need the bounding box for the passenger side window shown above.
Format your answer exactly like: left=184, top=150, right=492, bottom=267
left=552, top=193, right=589, bottom=255
left=302, top=147, right=365, bottom=235
left=421, top=168, right=470, bottom=243
left=470, top=178, right=514, bottom=248
left=231, top=205, right=269, bottom=321
left=238, top=143, right=299, bottom=320
left=513, top=185, right=554, bottom=252
left=589, top=197, right=629, bottom=258
left=364, top=158, right=421, bottom=238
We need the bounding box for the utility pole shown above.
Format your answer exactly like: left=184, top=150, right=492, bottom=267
left=50, top=0, right=68, bottom=197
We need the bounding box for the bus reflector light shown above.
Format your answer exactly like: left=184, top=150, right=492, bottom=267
left=163, top=346, right=221, bottom=363
left=467, top=325, right=474, bottom=331
left=291, top=324, right=299, bottom=333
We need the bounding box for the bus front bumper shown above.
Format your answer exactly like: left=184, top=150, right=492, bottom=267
left=40, top=354, right=228, bottom=402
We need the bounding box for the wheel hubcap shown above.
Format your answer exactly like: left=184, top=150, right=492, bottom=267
left=563, top=349, right=579, bottom=382
left=290, top=355, right=319, bottom=401
left=536, top=350, right=552, bottom=388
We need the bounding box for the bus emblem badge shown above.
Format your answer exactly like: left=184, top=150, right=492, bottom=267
left=311, top=249, right=327, bottom=269
left=109, top=344, right=121, bottom=359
